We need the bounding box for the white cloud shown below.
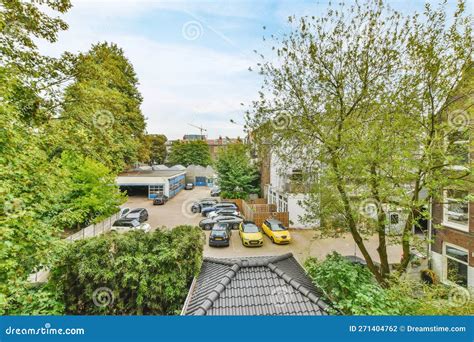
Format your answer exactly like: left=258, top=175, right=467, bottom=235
left=37, top=0, right=261, bottom=139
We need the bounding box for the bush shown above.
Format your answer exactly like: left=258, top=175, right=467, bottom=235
left=305, top=252, right=409, bottom=314
left=305, top=252, right=474, bottom=315
left=1, top=282, right=65, bottom=315
left=49, top=226, right=204, bottom=315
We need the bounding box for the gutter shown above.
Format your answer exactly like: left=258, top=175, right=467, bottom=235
left=180, top=276, right=197, bottom=316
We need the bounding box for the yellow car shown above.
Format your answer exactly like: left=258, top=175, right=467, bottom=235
left=239, top=221, right=264, bottom=247
left=262, top=219, right=291, bottom=244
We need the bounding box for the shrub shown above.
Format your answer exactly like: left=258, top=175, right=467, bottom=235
left=49, top=226, right=204, bottom=315
left=305, top=252, right=474, bottom=315
left=305, top=252, right=409, bottom=314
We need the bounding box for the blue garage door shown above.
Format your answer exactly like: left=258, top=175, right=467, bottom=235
left=195, top=176, right=207, bottom=186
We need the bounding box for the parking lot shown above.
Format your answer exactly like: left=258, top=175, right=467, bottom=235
left=124, top=187, right=402, bottom=264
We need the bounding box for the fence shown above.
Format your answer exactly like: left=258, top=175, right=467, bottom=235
left=233, top=198, right=289, bottom=228
left=29, top=211, right=121, bottom=283
left=65, top=211, right=121, bottom=241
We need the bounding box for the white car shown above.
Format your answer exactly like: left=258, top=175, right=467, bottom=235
left=207, top=209, right=241, bottom=219
left=110, top=219, right=151, bottom=233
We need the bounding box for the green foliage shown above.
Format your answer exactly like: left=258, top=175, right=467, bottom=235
left=248, top=0, right=473, bottom=282
left=142, top=134, right=168, bottom=164
left=167, top=140, right=211, bottom=167
left=51, top=152, right=126, bottom=230
left=2, top=282, right=65, bottom=315
left=214, top=143, right=259, bottom=199
left=49, top=226, right=204, bottom=315
left=49, top=42, right=147, bottom=172
left=305, top=253, right=474, bottom=315
left=305, top=253, right=409, bottom=315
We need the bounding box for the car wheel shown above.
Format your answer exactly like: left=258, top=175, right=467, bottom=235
left=271, top=236, right=275, bottom=244
left=205, top=224, right=211, bottom=230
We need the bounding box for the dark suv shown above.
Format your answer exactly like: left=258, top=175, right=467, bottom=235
left=124, top=208, right=148, bottom=222
left=153, top=195, right=169, bottom=205
left=209, top=223, right=231, bottom=247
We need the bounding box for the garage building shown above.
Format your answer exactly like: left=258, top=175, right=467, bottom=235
left=116, top=169, right=186, bottom=199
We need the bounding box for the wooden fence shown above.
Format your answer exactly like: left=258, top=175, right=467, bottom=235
left=227, top=198, right=289, bottom=228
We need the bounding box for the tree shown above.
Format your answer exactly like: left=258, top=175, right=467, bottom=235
left=49, top=226, right=204, bottom=315
left=247, top=0, right=472, bottom=284
left=51, top=152, right=126, bottom=231
left=143, top=134, right=168, bottom=164
left=214, top=143, right=259, bottom=199
left=47, top=42, right=147, bottom=172
left=167, top=140, right=211, bottom=167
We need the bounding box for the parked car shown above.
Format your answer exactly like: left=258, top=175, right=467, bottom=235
left=210, top=187, right=221, bottom=197
left=201, top=202, right=238, bottom=217
left=261, top=218, right=291, bottom=244
left=239, top=221, right=263, bottom=247
left=119, top=207, right=130, bottom=218
left=208, top=223, right=232, bottom=247
left=153, top=195, right=169, bottom=205
left=111, top=219, right=151, bottom=233
left=185, top=183, right=194, bottom=190
left=199, top=215, right=243, bottom=230
left=124, top=208, right=148, bottom=222
left=191, top=199, right=218, bottom=213
left=207, top=208, right=241, bottom=219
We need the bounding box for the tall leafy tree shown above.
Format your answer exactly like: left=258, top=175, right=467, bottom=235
left=214, top=143, right=259, bottom=199
left=143, top=134, right=168, bottom=164
left=167, top=140, right=211, bottom=167
left=247, top=0, right=472, bottom=284
left=48, top=42, right=147, bottom=172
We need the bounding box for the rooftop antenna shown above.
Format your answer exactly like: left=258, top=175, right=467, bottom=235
left=188, top=123, right=208, bottom=139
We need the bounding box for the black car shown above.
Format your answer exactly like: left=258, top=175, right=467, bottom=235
left=199, top=215, right=243, bottom=230
left=124, top=208, right=148, bottom=222
left=210, top=187, right=221, bottom=197
left=153, top=195, right=169, bottom=205
left=201, top=202, right=238, bottom=216
left=191, top=199, right=218, bottom=213
left=185, top=183, right=194, bottom=190
left=208, top=223, right=231, bottom=247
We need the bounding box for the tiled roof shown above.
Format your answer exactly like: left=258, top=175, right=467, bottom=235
left=182, top=253, right=329, bottom=316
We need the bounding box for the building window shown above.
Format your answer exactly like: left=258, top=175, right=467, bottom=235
left=444, top=244, right=468, bottom=287
left=149, top=185, right=164, bottom=197
left=443, top=189, right=469, bottom=231
left=389, top=213, right=399, bottom=225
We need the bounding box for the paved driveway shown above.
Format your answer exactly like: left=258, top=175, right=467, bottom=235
left=124, top=187, right=402, bottom=265
left=124, top=186, right=211, bottom=230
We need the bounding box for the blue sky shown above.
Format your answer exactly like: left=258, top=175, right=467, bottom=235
left=38, top=0, right=464, bottom=140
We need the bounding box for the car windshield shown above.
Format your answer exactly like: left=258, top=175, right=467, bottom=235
left=211, top=230, right=226, bottom=237
left=113, top=220, right=139, bottom=227
left=270, top=223, right=286, bottom=231
left=213, top=223, right=228, bottom=230
left=243, top=224, right=259, bottom=233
